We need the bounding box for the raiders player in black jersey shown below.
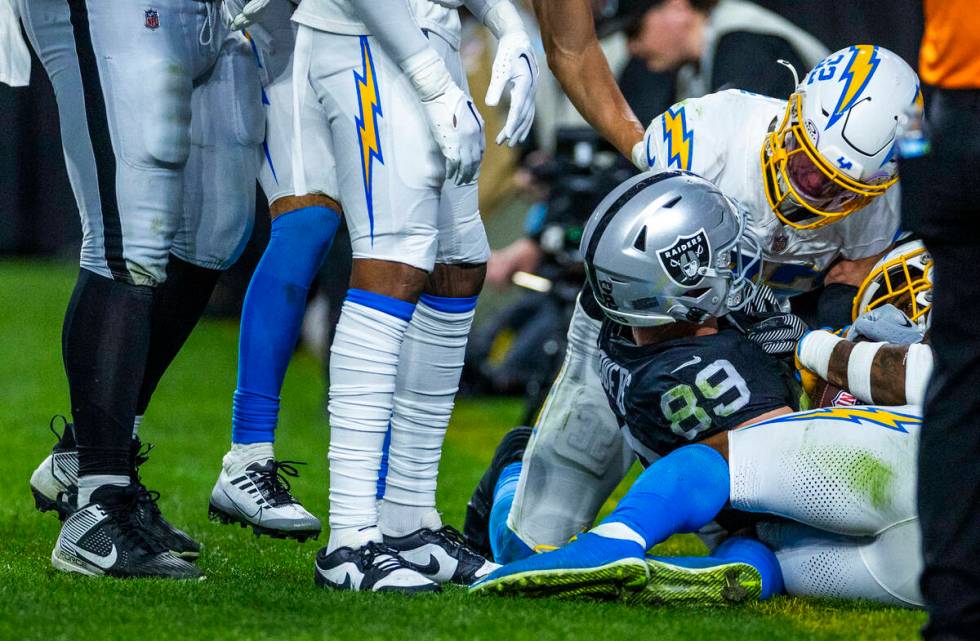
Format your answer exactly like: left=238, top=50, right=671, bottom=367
left=471, top=171, right=924, bottom=609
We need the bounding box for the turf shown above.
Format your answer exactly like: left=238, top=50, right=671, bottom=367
left=0, top=261, right=926, bottom=641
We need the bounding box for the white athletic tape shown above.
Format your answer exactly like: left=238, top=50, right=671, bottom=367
left=846, top=341, right=884, bottom=404
left=797, top=330, right=841, bottom=381
left=905, top=343, right=934, bottom=406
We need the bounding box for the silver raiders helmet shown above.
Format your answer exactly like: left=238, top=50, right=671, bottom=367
left=581, top=170, right=762, bottom=326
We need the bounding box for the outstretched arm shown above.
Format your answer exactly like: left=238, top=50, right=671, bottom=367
left=797, top=330, right=933, bottom=405
left=531, top=0, right=644, bottom=161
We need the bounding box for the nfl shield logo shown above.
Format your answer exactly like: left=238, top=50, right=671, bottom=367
left=657, top=229, right=710, bottom=287
left=144, top=8, right=160, bottom=30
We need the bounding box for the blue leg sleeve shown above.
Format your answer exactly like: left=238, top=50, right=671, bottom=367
left=489, top=462, right=534, bottom=564
left=602, top=444, right=730, bottom=548
left=713, top=536, right=785, bottom=600
left=232, top=206, right=340, bottom=444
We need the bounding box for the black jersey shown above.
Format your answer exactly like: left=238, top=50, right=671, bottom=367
left=598, top=321, right=798, bottom=461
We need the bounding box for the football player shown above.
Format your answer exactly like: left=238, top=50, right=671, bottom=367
left=20, top=0, right=263, bottom=578
left=201, top=0, right=337, bottom=543
left=467, top=44, right=923, bottom=565
left=289, top=0, right=537, bottom=592
left=471, top=171, right=924, bottom=608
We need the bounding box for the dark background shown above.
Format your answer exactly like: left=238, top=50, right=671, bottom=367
left=0, top=0, right=924, bottom=258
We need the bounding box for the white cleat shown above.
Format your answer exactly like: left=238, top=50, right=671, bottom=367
left=314, top=541, right=440, bottom=593
left=208, top=447, right=321, bottom=542
left=30, top=416, right=79, bottom=520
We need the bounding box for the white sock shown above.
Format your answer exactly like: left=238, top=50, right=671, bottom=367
left=132, top=414, right=143, bottom=438
left=380, top=297, right=475, bottom=536
left=77, top=474, right=129, bottom=506
left=226, top=442, right=275, bottom=468
left=326, top=299, right=411, bottom=550
left=327, top=525, right=383, bottom=552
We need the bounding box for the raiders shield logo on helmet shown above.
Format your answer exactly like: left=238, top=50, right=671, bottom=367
left=657, top=229, right=710, bottom=287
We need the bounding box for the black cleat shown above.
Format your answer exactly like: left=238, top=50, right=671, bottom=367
left=130, top=441, right=201, bottom=561
left=385, top=524, right=499, bottom=585
left=314, top=541, right=440, bottom=593
left=463, top=426, right=532, bottom=556
left=51, top=484, right=202, bottom=579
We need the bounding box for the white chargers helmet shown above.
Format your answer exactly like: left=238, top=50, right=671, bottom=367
left=581, top=170, right=762, bottom=326
left=853, top=239, right=932, bottom=329
left=762, top=45, right=922, bottom=229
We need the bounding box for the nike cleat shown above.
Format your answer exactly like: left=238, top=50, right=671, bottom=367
left=385, top=524, right=499, bottom=585
left=131, top=440, right=201, bottom=561
left=627, top=556, right=762, bottom=606
left=29, top=416, right=79, bottom=520
left=463, top=426, right=532, bottom=556
left=314, top=541, right=441, bottom=593
left=51, top=484, right=202, bottom=579
left=469, top=532, right=648, bottom=599
left=209, top=453, right=321, bottom=542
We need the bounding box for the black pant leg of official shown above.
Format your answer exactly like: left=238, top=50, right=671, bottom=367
left=903, top=88, right=980, bottom=641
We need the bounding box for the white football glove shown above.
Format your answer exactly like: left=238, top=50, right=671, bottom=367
left=405, top=49, right=486, bottom=185
left=485, top=31, right=538, bottom=147
left=221, top=0, right=272, bottom=30
left=851, top=304, right=926, bottom=345
left=483, top=3, right=537, bottom=147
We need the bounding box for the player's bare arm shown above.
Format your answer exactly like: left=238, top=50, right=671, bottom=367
left=798, top=330, right=934, bottom=406
left=531, top=0, right=644, bottom=160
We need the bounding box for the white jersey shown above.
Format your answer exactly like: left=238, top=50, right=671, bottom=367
left=292, top=0, right=461, bottom=49
left=642, top=90, right=902, bottom=296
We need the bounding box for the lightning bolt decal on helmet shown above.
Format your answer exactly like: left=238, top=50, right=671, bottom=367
left=761, top=45, right=920, bottom=229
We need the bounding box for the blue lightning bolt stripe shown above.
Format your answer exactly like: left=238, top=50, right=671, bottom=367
left=827, top=45, right=880, bottom=129
left=353, top=36, right=384, bottom=244
left=747, top=406, right=921, bottom=433
left=662, top=105, right=693, bottom=171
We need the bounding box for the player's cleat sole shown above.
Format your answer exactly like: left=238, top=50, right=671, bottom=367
left=626, top=558, right=762, bottom=606
left=207, top=502, right=320, bottom=543
left=470, top=556, right=649, bottom=600
left=32, top=486, right=73, bottom=521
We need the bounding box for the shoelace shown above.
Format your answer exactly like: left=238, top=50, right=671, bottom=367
left=102, top=489, right=168, bottom=556
left=252, top=460, right=305, bottom=506
left=431, top=525, right=486, bottom=564
left=360, top=542, right=408, bottom=574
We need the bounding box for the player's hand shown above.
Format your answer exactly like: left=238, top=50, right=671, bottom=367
left=745, top=312, right=810, bottom=355
left=420, top=84, right=486, bottom=185
left=852, top=304, right=925, bottom=344
left=485, top=31, right=538, bottom=147
left=222, top=0, right=272, bottom=30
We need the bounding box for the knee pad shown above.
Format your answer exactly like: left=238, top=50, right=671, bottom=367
left=507, top=331, right=634, bottom=549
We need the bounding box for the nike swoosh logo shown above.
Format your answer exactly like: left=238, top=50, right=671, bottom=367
left=337, top=572, right=353, bottom=591
left=75, top=543, right=118, bottom=569
left=222, top=488, right=262, bottom=520
left=412, top=554, right=441, bottom=577
left=671, top=355, right=702, bottom=374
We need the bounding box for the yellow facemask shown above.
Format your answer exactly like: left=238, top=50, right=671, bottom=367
left=761, top=93, right=898, bottom=230
left=852, top=244, right=933, bottom=325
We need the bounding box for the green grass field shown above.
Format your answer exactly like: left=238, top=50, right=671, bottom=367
left=0, top=261, right=926, bottom=641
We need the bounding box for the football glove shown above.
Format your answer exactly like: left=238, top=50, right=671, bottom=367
left=405, top=49, right=486, bottom=185
left=484, top=4, right=538, bottom=147
left=221, top=0, right=273, bottom=30
left=851, top=304, right=926, bottom=345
